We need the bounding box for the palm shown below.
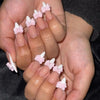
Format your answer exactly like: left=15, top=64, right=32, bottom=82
left=57, top=35, right=94, bottom=100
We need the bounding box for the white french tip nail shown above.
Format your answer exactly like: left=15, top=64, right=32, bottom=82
left=26, top=16, right=30, bottom=20
left=34, top=10, right=38, bottom=14
left=61, top=78, right=66, bottom=83
left=15, top=22, right=19, bottom=28
left=8, top=54, right=18, bottom=73
left=41, top=52, right=45, bottom=57
left=50, top=58, right=55, bottom=63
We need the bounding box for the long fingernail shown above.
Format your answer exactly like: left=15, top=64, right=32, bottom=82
left=6, top=53, right=18, bottom=73
left=39, top=66, right=49, bottom=78
left=34, top=52, right=45, bottom=64
left=53, top=64, right=63, bottom=74
left=26, top=16, right=35, bottom=27
left=48, top=72, right=59, bottom=84
left=14, top=22, right=25, bottom=47
left=41, top=2, right=50, bottom=13
left=33, top=10, right=42, bottom=19
left=44, top=58, right=55, bottom=70
left=56, top=77, right=67, bottom=91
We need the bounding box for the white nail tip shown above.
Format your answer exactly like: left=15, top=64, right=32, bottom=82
left=58, top=64, right=63, bottom=69
left=61, top=78, right=66, bottom=83
left=50, top=58, right=55, bottom=63
left=41, top=52, right=45, bottom=58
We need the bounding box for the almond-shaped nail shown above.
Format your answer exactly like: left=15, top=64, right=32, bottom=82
left=44, top=58, right=55, bottom=69
left=34, top=52, right=45, bottom=64
left=53, top=64, right=63, bottom=74
left=14, top=22, right=25, bottom=47
left=41, top=2, right=50, bottom=13
left=33, top=10, right=42, bottom=19
left=6, top=53, right=18, bottom=73
left=56, top=78, right=67, bottom=91
left=26, top=16, right=35, bottom=27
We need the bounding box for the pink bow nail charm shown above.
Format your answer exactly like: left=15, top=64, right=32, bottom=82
left=33, top=10, right=42, bottom=19
left=13, top=22, right=23, bottom=34
left=6, top=54, right=18, bottom=73
left=26, top=16, right=35, bottom=27
left=56, top=78, right=67, bottom=91
left=41, top=2, right=50, bottom=13
left=53, top=64, right=63, bottom=74
left=44, top=58, right=55, bottom=70
left=34, top=52, right=45, bottom=64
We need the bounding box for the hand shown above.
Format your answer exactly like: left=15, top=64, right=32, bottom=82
left=23, top=12, right=95, bottom=100
left=58, top=12, right=94, bottom=100
left=0, top=0, right=65, bottom=70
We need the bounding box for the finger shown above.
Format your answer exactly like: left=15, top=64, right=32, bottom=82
left=0, top=9, right=16, bottom=62
left=52, top=89, right=66, bottom=100
left=40, top=28, right=59, bottom=59
left=25, top=66, right=50, bottom=100
left=45, top=11, right=66, bottom=42
left=15, top=32, right=31, bottom=70
left=33, top=10, right=59, bottom=59
left=26, top=25, right=45, bottom=60
left=36, top=71, right=59, bottom=100
left=23, top=61, right=40, bottom=82
left=66, top=67, right=94, bottom=100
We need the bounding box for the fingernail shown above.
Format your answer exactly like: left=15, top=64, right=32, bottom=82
left=56, top=78, right=67, bottom=91
left=48, top=72, right=59, bottom=84
left=41, top=2, right=50, bottom=13
left=13, top=22, right=25, bottom=47
left=33, top=10, right=42, bottom=19
left=26, top=16, right=35, bottom=27
left=47, top=11, right=52, bottom=20
left=44, top=58, right=55, bottom=70
left=53, top=64, right=63, bottom=74
left=16, top=33, right=25, bottom=47
left=27, top=26, right=38, bottom=38
left=7, top=53, right=18, bottom=73
left=39, top=66, right=49, bottom=78
left=34, top=52, right=45, bottom=64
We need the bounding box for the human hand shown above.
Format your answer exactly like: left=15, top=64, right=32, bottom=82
left=0, top=0, right=65, bottom=70
left=23, top=56, right=66, bottom=100
left=58, top=12, right=94, bottom=100
left=23, top=12, right=95, bottom=100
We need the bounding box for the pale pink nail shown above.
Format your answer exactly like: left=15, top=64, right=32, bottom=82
left=13, top=22, right=23, bottom=34
left=6, top=53, right=18, bottom=73
left=53, top=64, right=63, bottom=74
left=33, top=10, right=42, bottom=19
left=44, top=58, right=55, bottom=70
left=56, top=78, right=67, bottom=91
left=26, top=16, right=35, bottom=27
left=34, top=52, right=45, bottom=64
left=41, top=2, right=50, bottom=13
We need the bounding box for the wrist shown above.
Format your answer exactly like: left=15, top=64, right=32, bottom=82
left=65, top=11, right=93, bottom=40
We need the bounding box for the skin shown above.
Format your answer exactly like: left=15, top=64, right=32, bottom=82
left=0, top=0, right=65, bottom=70
left=23, top=12, right=95, bottom=100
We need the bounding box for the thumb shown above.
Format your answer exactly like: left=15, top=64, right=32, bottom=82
left=0, top=37, right=16, bottom=63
